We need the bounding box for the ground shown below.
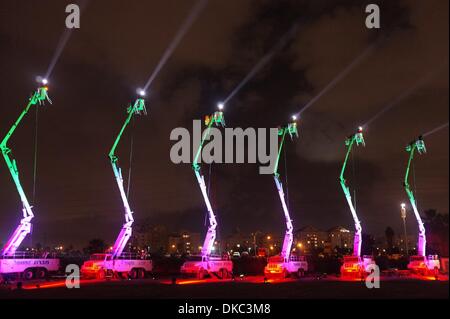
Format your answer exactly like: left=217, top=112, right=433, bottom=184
left=0, top=275, right=448, bottom=299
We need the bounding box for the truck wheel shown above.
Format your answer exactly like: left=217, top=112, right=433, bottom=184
left=96, top=269, right=106, bottom=280
left=138, top=269, right=146, bottom=279
left=129, top=269, right=138, bottom=280
left=23, top=269, right=34, bottom=280
left=36, top=268, right=47, bottom=280
left=198, top=268, right=207, bottom=280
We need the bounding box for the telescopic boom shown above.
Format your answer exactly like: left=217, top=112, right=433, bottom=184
left=273, top=121, right=298, bottom=262
left=404, top=137, right=426, bottom=257
left=339, top=127, right=365, bottom=257
left=193, top=110, right=225, bottom=258
left=109, top=99, right=146, bottom=259
left=1, top=86, right=51, bottom=256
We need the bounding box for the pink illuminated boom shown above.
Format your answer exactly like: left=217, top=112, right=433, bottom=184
left=1, top=87, right=51, bottom=256
left=193, top=110, right=225, bottom=258
left=339, top=128, right=365, bottom=257
left=108, top=99, right=146, bottom=258
left=273, top=121, right=298, bottom=262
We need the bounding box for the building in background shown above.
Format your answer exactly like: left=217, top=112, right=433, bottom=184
left=328, top=226, right=354, bottom=251
left=294, top=226, right=328, bottom=253
left=168, top=231, right=201, bottom=255
left=132, top=224, right=169, bottom=253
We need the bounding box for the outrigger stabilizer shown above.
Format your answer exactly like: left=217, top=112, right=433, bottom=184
left=1, top=86, right=51, bottom=257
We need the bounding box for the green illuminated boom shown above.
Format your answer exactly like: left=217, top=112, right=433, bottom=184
left=1, top=87, right=51, bottom=256
left=109, top=99, right=146, bottom=258
left=339, top=128, right=365, bottom=257
left=404, top=137, right=426, bottom=257
left=273, top=121, right=298, bottom=262
left=193, top=111, right=225, bottom=258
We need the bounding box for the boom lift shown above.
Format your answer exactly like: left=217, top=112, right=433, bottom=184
left=264, top=119, right=308, bottom=278
left=180, top=104, right=233, bottom=280
left=339, top=127, right=375, bottom=277
left=403, top=137, right=440, bottom=275
left=81, top=99, right=152, bottom=280
left=0, top=85, right=59, bottom=280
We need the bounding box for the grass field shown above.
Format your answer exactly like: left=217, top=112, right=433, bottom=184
left=1, top=275, right=448, bottom=299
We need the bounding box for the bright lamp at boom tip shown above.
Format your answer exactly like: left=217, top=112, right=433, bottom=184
left=217, top=102, right=224, bottom=110
left=401, top=203, right=406, bottom=209
left=292, top=115, right=298, bottom=121
left=358, top=126, right=363, bottom=132
left=137, top=88, right=146, bottom=97
left=36, top=76, right=48, bottom=85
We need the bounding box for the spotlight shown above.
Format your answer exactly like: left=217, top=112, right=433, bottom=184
left=137, top=88, right=146, bottom=97
left=401, top=203, right=406, bottom=209
left=292, top=115, right=297, bottom=121
left=217, top=102, right=224, bottom=110
left=36, top=76, right=48, bottom=85
left=358, top=126, right=363, bottom=132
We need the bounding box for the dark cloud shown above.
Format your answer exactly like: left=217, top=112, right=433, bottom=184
left=0, top=0, right=447, bottom=248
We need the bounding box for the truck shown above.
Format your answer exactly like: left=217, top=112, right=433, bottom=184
left=265, top=255, right=308, bottom=278
left=340, top=255, right=376, bottom=278
left=0, top=252, right=59, bottom=281
left=180, top=255, right=232, bottom=280
left=403, top=137, right=440, bottom=276
left=263, top=118, right=308, bottom=278
left=81, top=253, right=152, bottom=279
left=0, top=85, right=60, bottom=281
left=81, top=98, right=152, bottom=279
left=407, top=255, right=440, bottom=276
left=338, top=127, right=375, bottom=277
left=180, top=104, right=233, bottom=279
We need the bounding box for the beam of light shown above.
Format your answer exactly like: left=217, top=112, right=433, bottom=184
left=44, top=28, right=73, bottom=79
left=44, top=0, right=90, bottom=80
left=222, top=23, right=300, bottom=105
left=142, top=0, right=208, bottom=92
left=363, top=71, right=440, bottom=128
left=423, top=122, right=449, bottom=138
left=296, top=43, right=376, bottom=117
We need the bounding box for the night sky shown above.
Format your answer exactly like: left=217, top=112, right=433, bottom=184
left=0, top=0, right=448, bottom=249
